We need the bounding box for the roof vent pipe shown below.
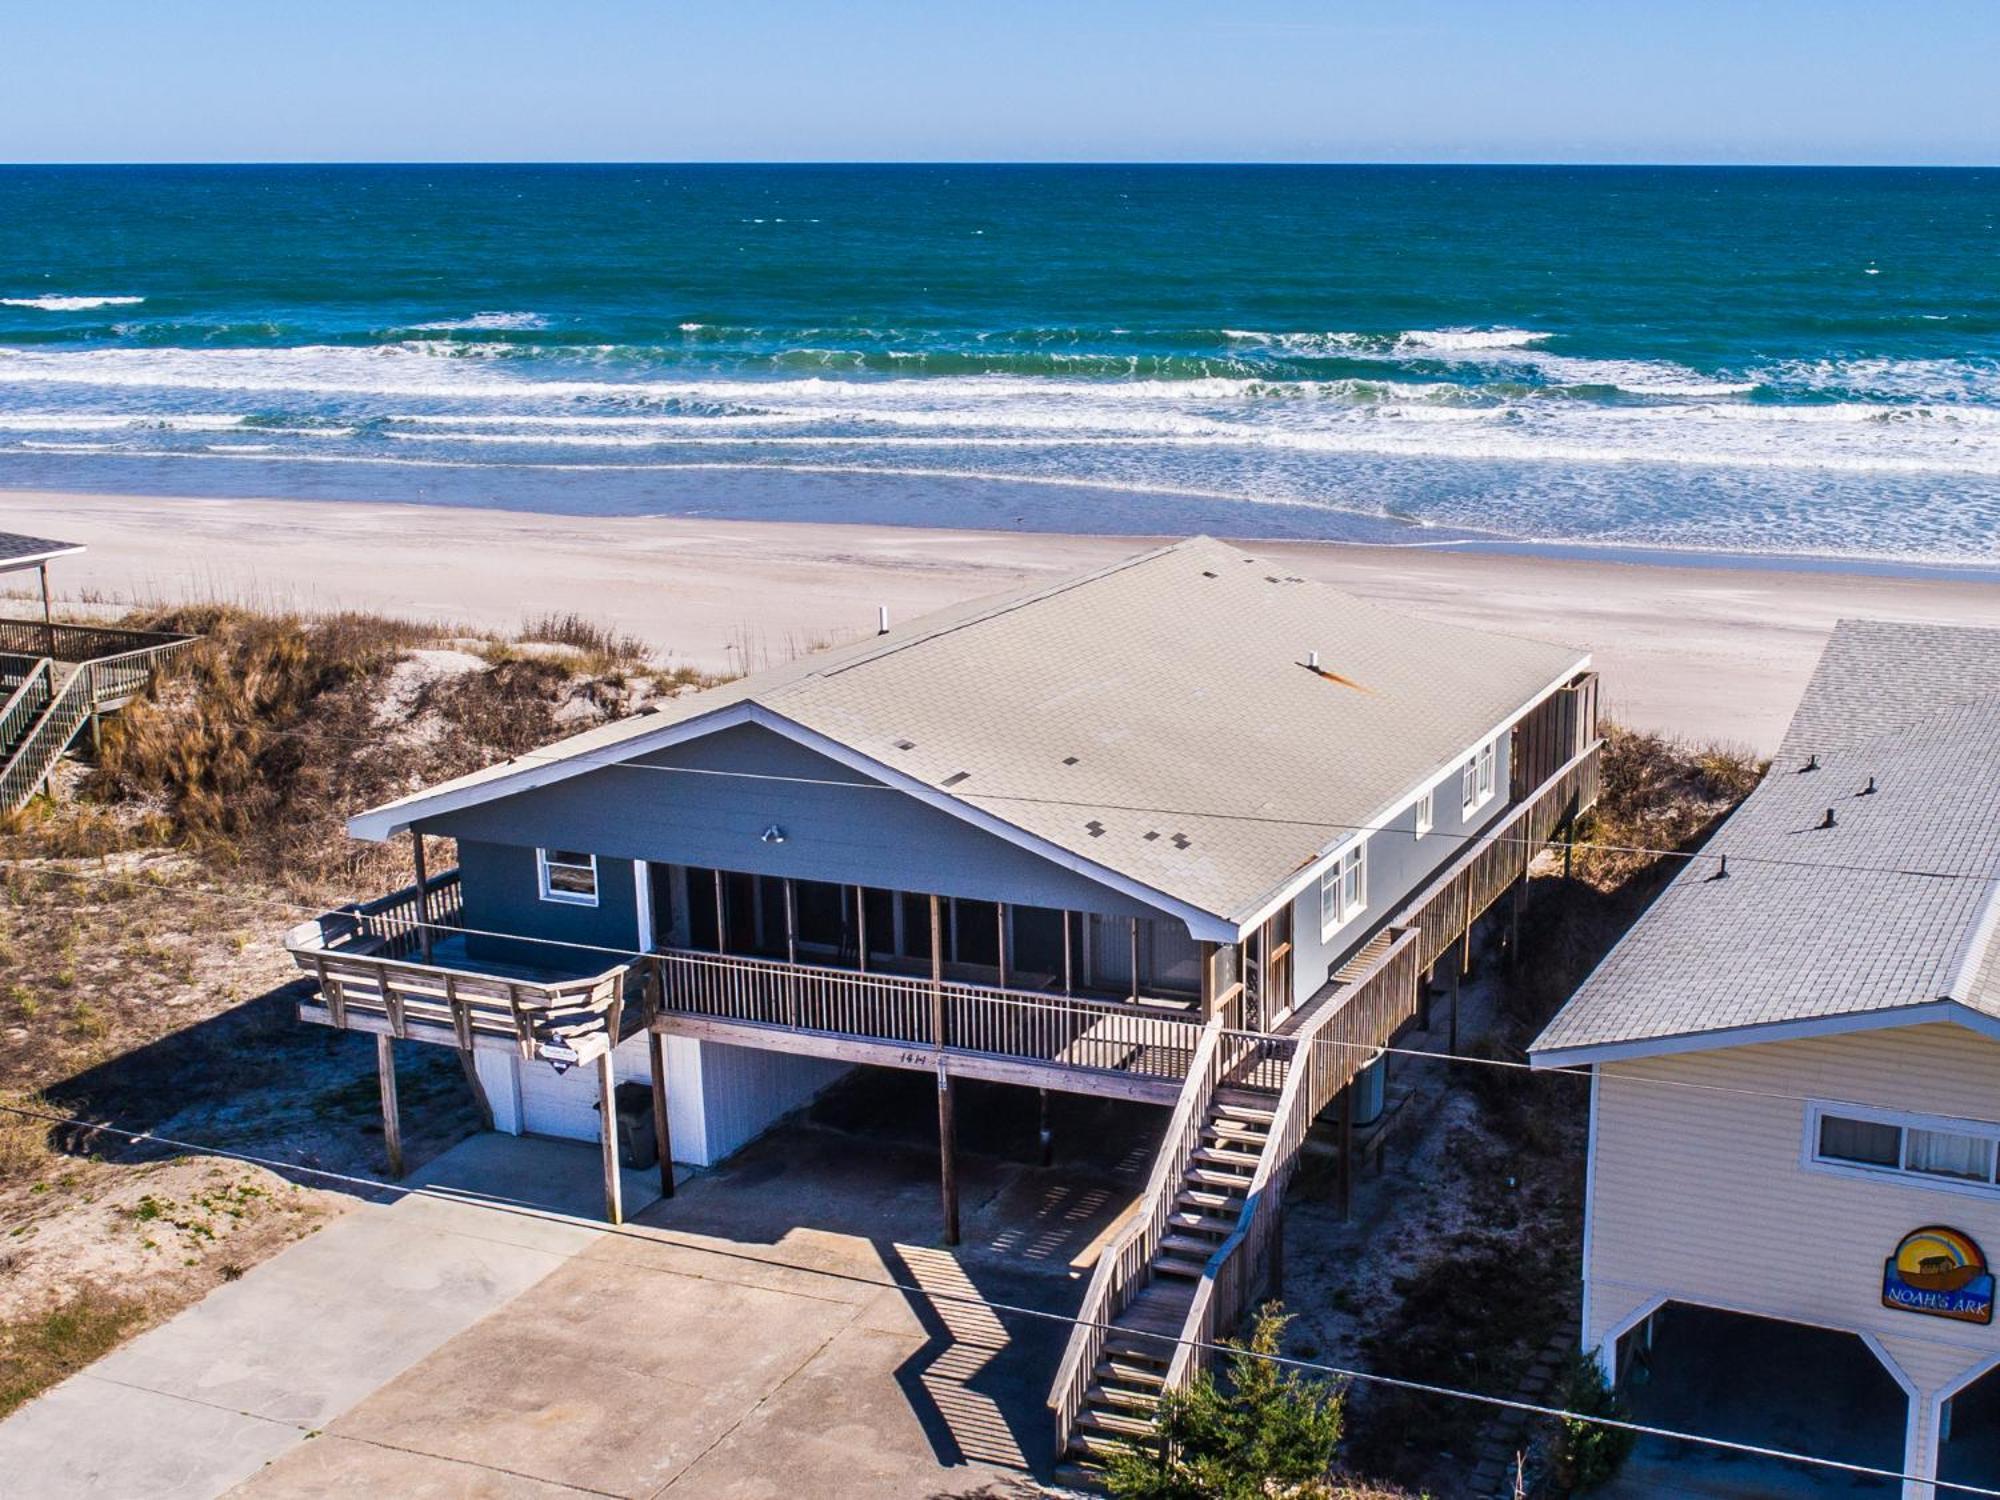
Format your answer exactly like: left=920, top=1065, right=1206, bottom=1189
left=1802, top=753, right=1819, bottom=773
left=1307, top=650, right=1320, bottom=670
left=1860, top=775, right=1877, bottom=796
left=876, top=605, right=890, bottom=636
left=1819, top=807, right=1837, bottom=830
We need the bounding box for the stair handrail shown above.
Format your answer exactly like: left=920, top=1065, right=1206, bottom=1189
left=0, top=663, right=91, bottom=812
left=1049, top=1017, right=1225, bottom=1457
left=1163, top=927, right=1423, bottom=1392
left=0, top=657, right=54, bottom=757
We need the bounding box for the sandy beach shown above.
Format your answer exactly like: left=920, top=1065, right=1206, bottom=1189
left=4, top=487, right=1997, bottom=755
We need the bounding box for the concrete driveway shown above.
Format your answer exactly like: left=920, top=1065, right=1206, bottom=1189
left=3, top=1086, right=1147, bottom=1499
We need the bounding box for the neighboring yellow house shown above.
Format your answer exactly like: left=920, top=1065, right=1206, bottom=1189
left=1534, top=620, right=2000, bottom=1500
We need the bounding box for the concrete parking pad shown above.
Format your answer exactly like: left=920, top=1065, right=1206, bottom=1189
left=234, top=1107, right=1146, bottom=1498
left=0, top=1136, right=659, bottom=1500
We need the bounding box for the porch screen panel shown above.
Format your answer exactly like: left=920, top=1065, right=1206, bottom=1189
left=1011, top=905, right=1066, bottom=980
left=862, top=887, right=897, bottom=961
left=954, top=899, right=1001, bottom=968
left=794, top=879, right=848, bottom=954
left=686, top=867, right=721, bottom=951
left=1147, top=919, right=1202, bottom=996
left=1088, top=913, right=1133, bottom=992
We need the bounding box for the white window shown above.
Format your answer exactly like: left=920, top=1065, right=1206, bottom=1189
left=1318, top=840, right=1368, bottom=940
left=536, top=848, right=599, bottom=906
left=1461, top=739, right=1497, bottom=817
left=1806, top=1101, right=2000, bottom=1196
left=1415, top=788, right=1434, bottom=840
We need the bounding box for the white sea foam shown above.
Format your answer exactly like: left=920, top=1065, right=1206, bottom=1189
left=410, top=311, right=547, bottom=332
left=1394, top=327, right=1551, bottom=352
left=1, top=294, right=145, bottom=312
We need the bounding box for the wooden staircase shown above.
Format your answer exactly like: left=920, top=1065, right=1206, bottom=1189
left=1056, top=1082, right=1279, bottom=1480
left=0, top=657, right=92, bottom=814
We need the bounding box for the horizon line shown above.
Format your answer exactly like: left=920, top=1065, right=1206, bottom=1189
left=1, top=159, right=1996, bottom=171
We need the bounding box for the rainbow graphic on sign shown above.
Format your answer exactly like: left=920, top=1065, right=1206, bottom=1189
left=1883, top=1227, right=1995, bottom=1325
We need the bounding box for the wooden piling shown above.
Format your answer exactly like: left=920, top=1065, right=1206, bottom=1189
left=648, top=1028, right=674, bottom=1199
left=598, top=1050, right=623, bottom=1226
left=376, top=1033, right=403, bottom=1179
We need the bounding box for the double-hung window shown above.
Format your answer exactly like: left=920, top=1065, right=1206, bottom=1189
left=1319, top=840, right=1368, bottom=940
left=536, top=848, right=600, bottom=906
left=1461, top=739, right=1497, bottom=818
left=1414, top=787, right=1435, bottom=840
left=1808, top=1102, right=2000, bottom=1193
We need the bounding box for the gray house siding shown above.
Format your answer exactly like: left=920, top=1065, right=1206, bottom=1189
left=425, top=722, right=1182, bottom=933
left=1287, top=732, right=1515, bottom=1007
left=458, top=838, right=641, bottom=972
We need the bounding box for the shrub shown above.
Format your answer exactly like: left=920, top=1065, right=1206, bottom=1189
left=1550, top=1354, right=1635, bottom=1492
left=1106, top=1304, right=1346, bottom=1500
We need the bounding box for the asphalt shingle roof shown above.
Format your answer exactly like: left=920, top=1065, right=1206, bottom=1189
left=357, top=537, right=1587, bottom=926
left=1532, top=620, right=2000, bottom=1062
left=0, top=531, right=82, bottom=572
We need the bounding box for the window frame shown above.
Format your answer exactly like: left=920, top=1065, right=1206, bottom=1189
left=1803, top=1099, right=2000, bottom=1200
left=535, top=847, right=600, bottom=907
left=1462, top=738, right=1498, bottom=818
left=1318, top=839, right=1368, bottom=942
left=1414, top=787, right=1435, bottom=840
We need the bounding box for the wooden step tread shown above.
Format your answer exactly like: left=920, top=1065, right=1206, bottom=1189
left=1101, top=1358, right=1167, bottom=1386
left=1213, top=1088, right=1279, bottom=1111
left=1089, top=1382, right=1162, bottom=1411
left=1188, top=1166, right=1257, bottom=1189
left=1161, top=1232, right=1223, bottom=1260
left=1152, top=1253, right=1210, bottom=1279
left=1193, top=1144, right=1264, bottom=1168
left=1167, top=1209, right=1238, bottom=1235
left=1176, top=1186, right=1243, bottom=1210
left=1079, top=1408, right=1157, bottom=1438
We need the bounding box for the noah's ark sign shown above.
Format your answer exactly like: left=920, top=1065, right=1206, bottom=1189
left=1882, top=1227, right=1995, bottom=1325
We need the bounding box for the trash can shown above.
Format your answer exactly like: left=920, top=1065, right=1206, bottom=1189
left=597, top=1080, right=658, bottom=1170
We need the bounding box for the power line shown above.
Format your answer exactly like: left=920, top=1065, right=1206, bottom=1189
left=0, top=871, right=1980, bottom=1118
left=0, top=1098, right=1992, bottom=1498
left=105, top=713, right=2000, bottom=884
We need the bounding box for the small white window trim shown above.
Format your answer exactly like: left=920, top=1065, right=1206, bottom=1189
left=1462, top=739, right=1497, bottom=818
left=1318, top=839, right=1368, bottom=942
left=536, top=848, right=600, bottom=907
left=1802, top=1099, right=2000, bottom=1201
left=1414, top=788, right=1434, bottom=840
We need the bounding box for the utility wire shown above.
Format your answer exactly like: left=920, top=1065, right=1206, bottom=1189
left=0, top=1098, right=1992, bottom=1499
left=115, top=715, right=2000, bottom=884
left=0, top=871, right=1976, bottom=1134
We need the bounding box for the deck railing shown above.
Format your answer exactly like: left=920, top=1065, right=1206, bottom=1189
left=0, top=618, right=196, bottom=665
left=652, top=947, right=1204, bottom=1084
left=0, top=658, right=55, bottom=759
left=285, top=874, right=643, bottom=1059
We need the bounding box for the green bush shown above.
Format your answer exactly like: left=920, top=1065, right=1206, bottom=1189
left=1551, top=1354, right=1635, bottom=1492
left=1106, top=1304, right=1346, bottom=1500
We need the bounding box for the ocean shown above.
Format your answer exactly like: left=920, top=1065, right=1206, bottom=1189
left=1, top=163, right=1997, bottom=567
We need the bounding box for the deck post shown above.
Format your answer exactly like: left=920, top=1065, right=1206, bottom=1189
left=1061, top=911, right=1074, bottom=996
left=37, top=562, right=54, bottom=657
left=714, top=869, right=727, bottom=953
left=1038, top=1087, right=1053, bottom=1167
left=1448, top=960, right=1461, bottom=1056
left=996, top=902, right=1009, bottom=988
left=411, top=832, right=434, bottom=963
left=1336, top=1081, right=1354, bottom=1222
left=855, top=886, right=869, bottom=973
left=1129, top=917, right=1140, bottom=1002
left=648, top=1028, right=674, bottom=1198
left=598, top=1049, right=623, bottom=1226
left=376, top=1033, right=403, bottom=1179
left=1507, top=878, right=1522, bottom=972
left=938, top=1062, right=960, bottom=1246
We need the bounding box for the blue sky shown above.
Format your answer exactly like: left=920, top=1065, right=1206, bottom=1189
left=5, top=0, right=1997, bottom=165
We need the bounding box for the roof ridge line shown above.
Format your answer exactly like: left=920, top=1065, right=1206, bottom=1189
left=1944, top=846, right=2000, bottom=1005
left=811, top=535, right=1221, bottom=680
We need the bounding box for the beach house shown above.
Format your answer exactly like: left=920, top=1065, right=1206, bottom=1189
left=1533, top=621, right=2000, bottom=1499
left=0, top=528, right=196, bottom=812
left=284, top=535, right=1600, bottom=1465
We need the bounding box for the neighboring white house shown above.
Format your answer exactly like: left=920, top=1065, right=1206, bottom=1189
left=1533, top=620, right=2000, bottom=1500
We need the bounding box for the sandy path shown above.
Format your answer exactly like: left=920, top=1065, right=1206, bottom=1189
left=4, top=488, right=1997, bottom=753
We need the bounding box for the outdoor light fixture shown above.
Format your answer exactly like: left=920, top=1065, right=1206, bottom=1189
left=761, top=824, right=786, bottom=844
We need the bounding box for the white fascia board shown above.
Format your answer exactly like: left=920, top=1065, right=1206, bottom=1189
left=1230, top=653, right=1592, bottom=939
left=750, top=707, right=1239, bottom=943
left=345, top=702, right=761, bottom=840
left=0, top=542, right=85, bottom=574
left=1529, top=998, right=2000, bottom=1070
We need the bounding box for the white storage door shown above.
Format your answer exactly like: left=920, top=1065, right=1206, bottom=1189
left=516, top=1057, right=602, bottom=1142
